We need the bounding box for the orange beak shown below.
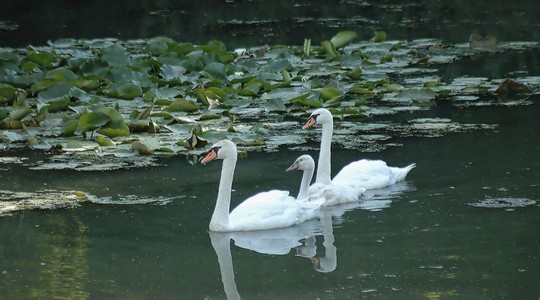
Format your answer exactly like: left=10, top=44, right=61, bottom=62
left=200, top=148, right=218, bottom=164
left=302, top=116, right=317, bottom=129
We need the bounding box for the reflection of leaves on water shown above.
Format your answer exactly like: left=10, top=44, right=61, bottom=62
left=26, top=152, right=161, bottom=171
left=0, top=189, right=91, bottom=216
left=0, top=189, right=182, bottom=216
left=468, top=197, right=537, bottom=209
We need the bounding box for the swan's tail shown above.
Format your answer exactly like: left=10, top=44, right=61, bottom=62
left=391, top=163, right=416, bottom=182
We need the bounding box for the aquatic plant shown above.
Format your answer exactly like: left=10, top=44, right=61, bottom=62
left=0, top=31, right=538, bottom=170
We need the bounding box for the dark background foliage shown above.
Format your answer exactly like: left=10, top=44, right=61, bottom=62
left=1, top=0, right=539, bottom=48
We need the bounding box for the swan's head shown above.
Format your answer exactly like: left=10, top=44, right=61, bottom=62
left=200, top=139, right=237, bottom=164
left=286, top=154, right=315, bottom=172
left=302, top=108, right=332, bottom=129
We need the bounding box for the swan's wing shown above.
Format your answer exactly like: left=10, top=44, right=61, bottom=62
left=321, top=184, right=366, bottom=206
left=332, top=159, right=394, bottom=190
left=229, top=190, right=318, bottom=231
left=308, top=182, right=326, bottom=196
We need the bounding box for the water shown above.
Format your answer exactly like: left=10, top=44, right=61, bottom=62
left=0, top=98, right=539, bottom=299
left=2, top=0, right=540, bottom=48
left=2, top=0, right=540, bottom=299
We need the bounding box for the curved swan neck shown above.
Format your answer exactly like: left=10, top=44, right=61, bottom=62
left=316, top=120, right=333, bottom=185
left=297, top=167, right=314, bottom=200
left=210, top=155, right=237, bottom=231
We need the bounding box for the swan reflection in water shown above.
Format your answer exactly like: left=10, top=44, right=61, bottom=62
left=209, top=181, right=415, bottom=299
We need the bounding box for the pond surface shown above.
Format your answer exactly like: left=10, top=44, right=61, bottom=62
left=1, top=96, right=539, bottom=299
left=1, top=0, right=540, bottom=299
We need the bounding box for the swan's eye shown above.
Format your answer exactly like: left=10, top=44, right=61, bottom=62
left=211, top=146, right=222, bottom=154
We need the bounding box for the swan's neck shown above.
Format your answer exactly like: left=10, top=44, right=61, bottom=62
left=297, top=167, right=314, bottom=200
left=210, top=156, right=236, bottom=231
left=316, top=121, right=333, bottom=185
left=319, top=213, right=337, bottom=272
left=209, top=233, right=240, bottom=300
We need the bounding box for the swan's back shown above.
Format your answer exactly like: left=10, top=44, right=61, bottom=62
left=332, top=159, right=414, bottom=190
left=228, top=190, right=322, bottom=231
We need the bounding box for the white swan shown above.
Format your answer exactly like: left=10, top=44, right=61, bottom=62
left=286, top=154, right=366, bottom=206
left=201, top=139, right=324, bottom=232
left=303, top=108, right=416, bottom=192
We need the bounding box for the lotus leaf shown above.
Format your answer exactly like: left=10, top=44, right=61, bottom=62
left=183, top=129, right=208, bottom=149
left=239, top=80, right=262, bottom=96
left=25, top=49, right=58, bottom=68
left=38, top=82, right=73, bottom=101
left=146, top=37, right=174, bottom=55
left=265, top=98, right=287, bottom=111
left=319, top=88, right=343, bottom=102
left=102, top=46, right=129, bottom=66
left=109, top=81, right=143, bottom=99
left=348, top=85, right=374, bottom=95
left=166, top=42, right=196, bottom=57
left=330, top=31, right=358, bottom=49
left=131, top=141, right=154, bottom=156
left=72, top=77, right=100, bottom=91
left=202, top=62, right=229, bottom=83
left=222, top=98, right=251, bottom=108
left=61, top=119, right=79, bottom=136
left=194, top=89, right=210, bottom=107
left=290, top=92, right=323, bottom=108
left=166, top=99, right=198, bottom=112
left=95, top=136, right=115, bottom=146
left=347, top=67, right=363, bottom=80
left=0, top=51, right=19, bottom=63
left=46, top=67, right=78, bottom=82
left=160, top=64, right=187, bottom=81
left=199, top=113, right=222, bottom=121
left=182, top=56, right=205, bottom=72
left=370, top=31, right=387, bottom=43
left=75, top=111, right=111, bottom=135
left=0, top=84, right=24, bottom=103
left=321, top=41, right=339, bottom=59
left=39, top=98, right=70, bottom=113
left=260, top=59, right=292, bottom=73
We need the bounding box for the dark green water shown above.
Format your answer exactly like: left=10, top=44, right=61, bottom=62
left=1, top=98, right=539, bottom=299
left=1, top=0, right=540, bottom=299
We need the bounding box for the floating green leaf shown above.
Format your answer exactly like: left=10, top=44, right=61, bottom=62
left=347, top=67, right=363, bottom=80
left=0, top=84, right=24, bottom=103
left=239, top=80, right=262, bottom=96
left=109, top=81, right=143, bottom=99
left=321, top=41, right=339, bottom=59
left=160, top=64, right=187, bottom=82
left=25, top=49, right=58, bottom=68
left=330, top=31, right=358, bottom=49
left=102, top=46, right=129, bottom=66
left=202, top=62, right=229, bottom=83
left=95, top=136, right=115, bottom=146
left=370, top=31, right=387, bottom=43
left=166, top=98, right=199, bottom=112
left=46, top=67, right=78, bottom=82
left=261, top=59, right=292, bottom=73
left=319, top=88, right=343, bottom=102
left=38, top=82, right=73, bottom=101
left=75, top=110, right=111, bottom=135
